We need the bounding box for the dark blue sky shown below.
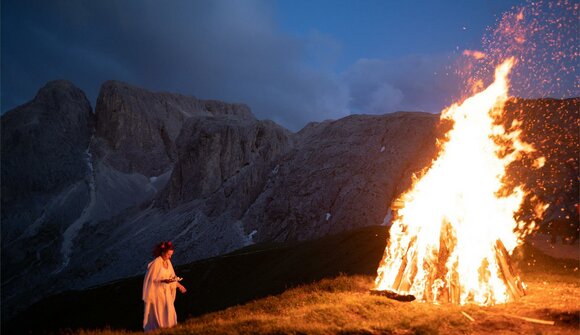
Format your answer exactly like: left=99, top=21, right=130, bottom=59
left=1, top=0, right=574, bottom=130
left=275, top=1, right=520, bottom=66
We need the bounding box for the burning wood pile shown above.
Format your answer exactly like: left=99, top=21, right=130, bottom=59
left=373, top=227, right=526, bottom=304
left=373, top=59, right=545, bottom=306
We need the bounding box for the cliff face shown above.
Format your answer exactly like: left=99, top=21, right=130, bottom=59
left=242, top=113, right=439, bottom=243
left=164, top=117, right=293, bottom=210
left=1, top=79, right=94, bottom=270
left=94, top=81, right=255, bottom=177
left=1, top=80, right=96, bottom=320
left=1, top=80, right=94, bottom=208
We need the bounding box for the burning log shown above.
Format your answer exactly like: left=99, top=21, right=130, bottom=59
left=391, top=236, right=417, bottom=291
left=369, top=289, right=416, bottom=302
left=380, top=236, right=526, bottom=304
left=449, top=267, right=461, bottom=304
left=494, top=240, right=526, bottom=299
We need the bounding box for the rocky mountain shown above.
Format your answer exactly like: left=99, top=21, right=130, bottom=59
left=2, top=80, right=577, bottom=322
left=0, top=80, right=294, bottom=320
left=1, top=80, right=94, bottom=238
left=242, top=113, right=439, bottom=243
left=94, top=80, right=255, bottom=177
left=1, top=81, right=96, bottom=319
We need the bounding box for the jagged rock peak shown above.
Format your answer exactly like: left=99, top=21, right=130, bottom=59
left=1, top=79, right=94, bottom=207
left=162, top=115, right=294, bottom=209
left=2, top=80, right=92, bottom=120
left=97, top=80, right=256, bottom=120
left=35, top=79, right=88, bottom=100
left=93, top=80, right=261, bottom=176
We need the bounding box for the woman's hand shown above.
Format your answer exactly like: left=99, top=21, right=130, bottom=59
left=178, top=284, right=187, bottom=293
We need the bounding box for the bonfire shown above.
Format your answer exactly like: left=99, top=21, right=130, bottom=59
left=373, top=58, right=547, bottom=306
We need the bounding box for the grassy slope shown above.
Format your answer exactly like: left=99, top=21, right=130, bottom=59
left=4, top=226, right=388, bottom=334
left=157, top=241, right=580, bottom=335
left=5, top=226, right=579, bottom=334
left=169, top=273, right=579, bottom=335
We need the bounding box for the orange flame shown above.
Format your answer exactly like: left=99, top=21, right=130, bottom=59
left=375, top=58, right=538, bottom=305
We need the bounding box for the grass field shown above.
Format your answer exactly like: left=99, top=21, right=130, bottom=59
left=74, top=268, right=578, bottom=335
left=167, top=272, right=579, bottom=335
left=6, top=226, right=579, bottom=334
left=80, top=249, right=578, bottom=334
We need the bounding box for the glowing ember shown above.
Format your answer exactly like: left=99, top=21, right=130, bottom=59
left=374, top=58, right=537, bottom=305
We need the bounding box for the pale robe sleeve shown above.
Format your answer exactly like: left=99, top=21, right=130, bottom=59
left=142, top=257, right=163, bottom=302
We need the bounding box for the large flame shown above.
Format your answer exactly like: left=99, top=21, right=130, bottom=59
left=374, top=58, right=538, bottom=305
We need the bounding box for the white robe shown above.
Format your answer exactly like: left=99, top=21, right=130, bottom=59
left=142, top=256, right=178, bottom=331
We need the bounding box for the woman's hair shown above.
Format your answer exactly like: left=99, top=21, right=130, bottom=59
left=153, top=241, right=174, bottom=257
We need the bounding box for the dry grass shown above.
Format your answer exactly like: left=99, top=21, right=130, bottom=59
left=39, top=234, right=580, bottom=335
left=163, top=275, right=467, bottom=335
left=170, top=274, right=578, bottom=335
left=76, top=269, right=578, bottom=335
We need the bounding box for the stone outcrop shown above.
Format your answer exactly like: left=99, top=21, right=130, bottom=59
left=1, top=80, right=94, bottom=208
left=0, top=79, right=94, bottom=247
left=242, top=112, right=440, bottom=242
left=1, top=80, right=95, bottom=318
left=94, top=81, right=254, bottom=177
left=164, top=117, right=293, bottom=210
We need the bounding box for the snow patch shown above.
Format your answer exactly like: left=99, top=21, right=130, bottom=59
left=233, top=221, right=257, bottom=247
left=380, top=146, right=386, bottom=152
left=149, top=169, right=173, bottom=193
left=381, top=208, right=393, bottom=226
left=248, top=230, right=258, bottom=241
left=85, top=146, right=94, bottom=175
left=57, top=145, right=97, bottom=273
left=325, top=212, right=332, bottom=221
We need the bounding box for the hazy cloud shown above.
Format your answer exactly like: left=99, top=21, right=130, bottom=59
left=2, top=0, right=464, bottom=131
left=343, top=54, right=462, bottom=115
left=2, top=0, right=352, bottom=130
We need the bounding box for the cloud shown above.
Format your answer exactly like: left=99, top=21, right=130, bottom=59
left=1, top=0, right=351, bottom=131
left=343, top=54, right=462, bottom=115
left=2, top=0, right=468, bottom=132
left=367, top=83, right=404, bottom=114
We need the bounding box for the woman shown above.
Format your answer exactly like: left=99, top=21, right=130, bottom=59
left=142, top=241, right=187, bottom=332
